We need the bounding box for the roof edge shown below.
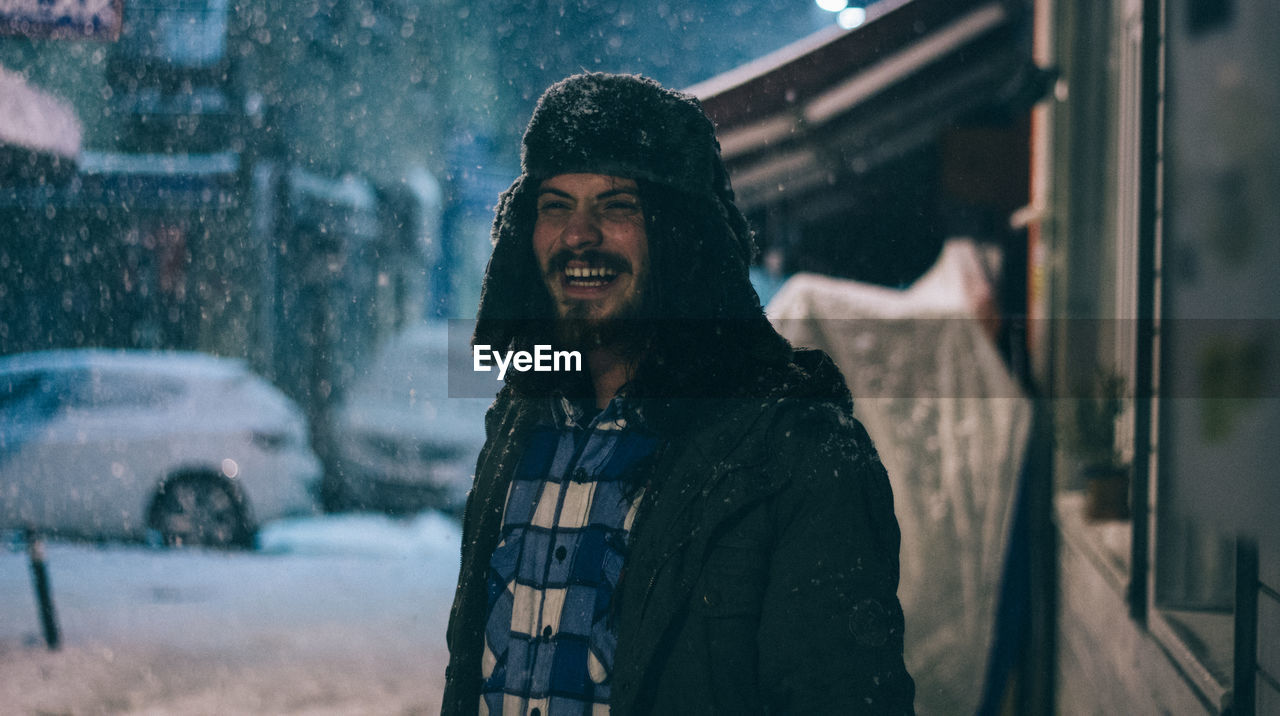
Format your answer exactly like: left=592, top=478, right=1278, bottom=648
left=685, top=0, right=919, bottom=101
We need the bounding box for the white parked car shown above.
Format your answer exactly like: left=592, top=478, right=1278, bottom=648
left=0, top=350, right=322, bottom=548
left=331, top=323, right=495, bottom=514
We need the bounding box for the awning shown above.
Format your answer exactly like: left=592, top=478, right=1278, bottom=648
left=0, top=66, right=82, bottom=160
left=0, top=0, right=123, bottom=41
left=690, top=0, right=1048, bottom=210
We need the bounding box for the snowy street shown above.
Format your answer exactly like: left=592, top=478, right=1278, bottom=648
left=0, top=512, right=462, bottom=715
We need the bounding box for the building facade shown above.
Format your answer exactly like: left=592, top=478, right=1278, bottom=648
left=697, top=0, right=1278, bottom=712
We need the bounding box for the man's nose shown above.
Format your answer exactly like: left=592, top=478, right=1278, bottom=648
left=562, top=209, right=603, bottom=250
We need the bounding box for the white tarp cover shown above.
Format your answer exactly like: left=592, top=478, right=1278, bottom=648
left=0, top=65, right=82, bottom=159
left=768, top=240, right=1031, bottom=715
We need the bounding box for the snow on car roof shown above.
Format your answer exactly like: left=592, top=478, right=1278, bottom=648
left=0, top=348, right=249, bottom=379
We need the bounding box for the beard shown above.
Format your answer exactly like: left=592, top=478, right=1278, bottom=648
left=542, top=249, right=651, bottom=357
left=552, top=287, right=649, bottom=356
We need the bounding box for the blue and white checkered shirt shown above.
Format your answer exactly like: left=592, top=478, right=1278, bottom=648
left=481, top=394, right=657, bottom=716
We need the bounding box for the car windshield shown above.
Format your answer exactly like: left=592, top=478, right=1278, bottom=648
left=66, top=370, right=186, bottom=410
left=0, top=371, right=43, bottom=408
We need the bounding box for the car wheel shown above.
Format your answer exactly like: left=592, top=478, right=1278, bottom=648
left=151, top=474, right=252, bottom=549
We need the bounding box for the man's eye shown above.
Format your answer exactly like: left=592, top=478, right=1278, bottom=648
left=538, top=201, right=570, bottom=213
left=603, top=201, right=641, bottom=215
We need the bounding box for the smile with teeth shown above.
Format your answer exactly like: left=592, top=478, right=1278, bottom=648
left=564, top=265, right=620, bottom=287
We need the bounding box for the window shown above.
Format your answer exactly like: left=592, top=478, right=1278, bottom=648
left=117, top=0, right=230, bottom=69
left=1045, top=0, right=1259, bottom=710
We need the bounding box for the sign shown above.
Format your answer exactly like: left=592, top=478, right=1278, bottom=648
left=0, top=0, right=123, bottom=41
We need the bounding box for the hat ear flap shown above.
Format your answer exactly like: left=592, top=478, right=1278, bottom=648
left=709, top=152, right=756, bottom=264
left=474, top=176, right=549, bottom=347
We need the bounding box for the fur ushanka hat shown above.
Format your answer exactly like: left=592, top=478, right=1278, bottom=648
left=519, top=73, right=751, bottom=257
left=473, top=72, right=763, bottom=358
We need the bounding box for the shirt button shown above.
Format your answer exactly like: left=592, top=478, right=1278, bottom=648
left=532, top=709, right=541, bottom=716
left=555, top=545, right=567, bottom=561
left=703, top=590, right=721, bottom=607
left=542, top=625, right=553, bottom=638
left=572, top=468, right=588, bottom=481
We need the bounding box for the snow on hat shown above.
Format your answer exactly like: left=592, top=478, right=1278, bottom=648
left=519, top=72, right=753, bottom=260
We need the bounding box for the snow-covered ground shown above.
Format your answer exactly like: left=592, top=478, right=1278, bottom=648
left=0, top=512, right=462, bottom=715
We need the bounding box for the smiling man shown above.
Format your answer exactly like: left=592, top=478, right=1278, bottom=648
left=533, top=173, right=650, bottom=405
left=444, top=73, right=914, bottom=715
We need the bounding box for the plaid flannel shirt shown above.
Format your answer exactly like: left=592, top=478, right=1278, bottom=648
left=480, top=394, right=657, bottom=716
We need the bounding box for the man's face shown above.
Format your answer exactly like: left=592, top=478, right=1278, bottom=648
left=532, top=173, right=650, bottom=344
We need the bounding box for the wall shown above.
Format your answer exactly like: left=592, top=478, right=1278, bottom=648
left=1055, top=496, right=1214, bottom=713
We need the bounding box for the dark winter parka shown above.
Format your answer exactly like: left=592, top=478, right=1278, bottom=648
left=443, top=354, right=915, bottom=714
left=442, top=73, right=914, bottom=714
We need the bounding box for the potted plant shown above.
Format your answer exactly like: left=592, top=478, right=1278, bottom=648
left=1061, top=369, right=1130, bottom=521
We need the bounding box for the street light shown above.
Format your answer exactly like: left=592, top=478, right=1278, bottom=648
left=837, top=7, right=867, bottom=29
left=815, top=0, right=849, bottom=13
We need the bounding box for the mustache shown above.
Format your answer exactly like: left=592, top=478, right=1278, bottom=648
left=545, top=249, right=633, bottom=276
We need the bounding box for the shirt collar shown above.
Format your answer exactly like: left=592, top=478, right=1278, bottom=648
left=551, top=388, right=645, bottom=431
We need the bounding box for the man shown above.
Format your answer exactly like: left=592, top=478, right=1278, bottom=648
left=444, top=73, right=914, bottom=714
